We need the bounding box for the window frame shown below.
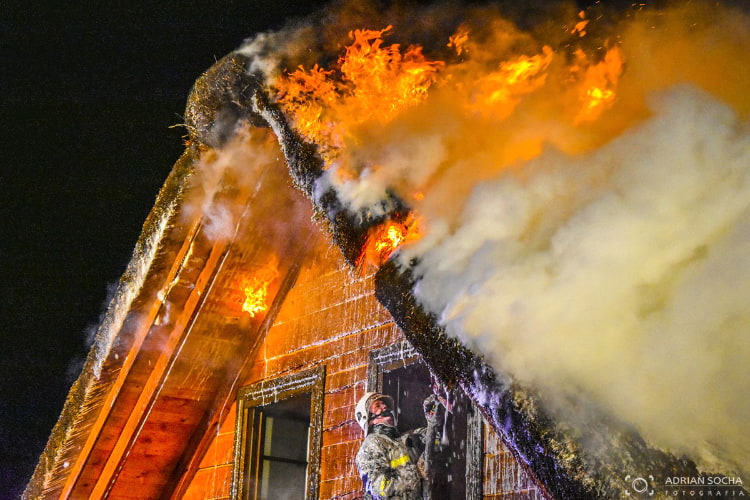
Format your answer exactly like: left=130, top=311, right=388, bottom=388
left=367, top=341, right=484, bottom=499
left=231, top=365, right=325, bottom=500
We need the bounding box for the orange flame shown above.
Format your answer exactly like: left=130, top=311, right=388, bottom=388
left=361, top=216, right=422, bottom=266
left=241, top=261, right=279, bottom=318
left=274, top=26, right=444, bottom=162
left=274, top=19, right=629, bottom=191
left=469, top=46, right=554, bottom=119
left=342, top=27, right=443, bottom=118
left=273, top=64, right=340, bottom=153
left=375, top=223, right=406, bottom=255
left=574, top=46, right=623, bottom=122
left=448, top=26, right=470, bottom=55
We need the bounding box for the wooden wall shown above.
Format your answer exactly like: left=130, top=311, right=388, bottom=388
left=180, top=237, right=548, bottom=500
left=483, top=425, right=549, bottom=500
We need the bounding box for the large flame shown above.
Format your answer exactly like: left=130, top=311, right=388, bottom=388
left=272, top=18, right=628, bottom=208
left=274, top=26, right=443, bottom=162
left=241, top=260, right=279, bottom=318
left=360, top=216, right=422, bottom=267
left=467, top=45, right=554, bottom=119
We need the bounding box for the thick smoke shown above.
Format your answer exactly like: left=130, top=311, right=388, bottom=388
left=394, top=6, right=749, bottom=474
left=246, top=0, right=750, bottom=476
left=408, top=85, right=750, bottom=474
left=272, top=1, right=750, bottom=475
left=184, top=127, right=311, bottom=247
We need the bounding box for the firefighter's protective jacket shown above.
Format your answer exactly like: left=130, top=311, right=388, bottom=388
left=355, top=425, right=426, bottom=500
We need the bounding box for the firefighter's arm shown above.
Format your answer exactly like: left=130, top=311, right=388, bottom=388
left=416, top=394, right=444, bottom=479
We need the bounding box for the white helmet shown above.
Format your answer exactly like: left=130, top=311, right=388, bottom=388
left=355, top=392, right=396, bottom=436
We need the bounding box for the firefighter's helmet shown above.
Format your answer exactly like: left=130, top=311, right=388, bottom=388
left=355, top=392, right=396, bottom=436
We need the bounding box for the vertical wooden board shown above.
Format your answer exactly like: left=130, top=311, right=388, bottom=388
left=484, top=454, right=501, bottom=496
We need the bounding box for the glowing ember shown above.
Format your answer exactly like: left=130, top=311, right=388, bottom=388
left=240, top=262, right=279, bottom=317
left=570, top=10, right=589, bottom=37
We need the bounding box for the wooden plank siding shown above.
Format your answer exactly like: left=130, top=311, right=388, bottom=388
left=180, top=232, right=549, bottom=500
left=483, top=424, right=549, bottom=500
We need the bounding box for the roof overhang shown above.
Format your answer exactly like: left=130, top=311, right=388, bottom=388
left=24, top=95, right=320, bottom=498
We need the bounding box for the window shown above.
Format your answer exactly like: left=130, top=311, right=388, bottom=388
left=231, top=366, right=325, bottom=500
left=368, top=342, right=483, bottom=500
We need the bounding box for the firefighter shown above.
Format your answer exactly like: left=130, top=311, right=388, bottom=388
left=354, top=391, right=441, bottom=500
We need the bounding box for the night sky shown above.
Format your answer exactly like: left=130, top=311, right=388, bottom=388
left=1, top=2, right=322, bottom=497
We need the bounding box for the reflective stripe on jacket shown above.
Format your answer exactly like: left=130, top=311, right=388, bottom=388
left=356, top=429, right=424, bottom=500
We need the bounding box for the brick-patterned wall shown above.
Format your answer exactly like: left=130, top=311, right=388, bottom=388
left=181, top=241, right=550, bottom=499
left=182, top=404, right=236, bottom=500
left=483, top=424, right=549, bottom=500
left=183, top=243, right=401, bottom=499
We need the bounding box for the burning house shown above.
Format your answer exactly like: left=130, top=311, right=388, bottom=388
left=26, top=1, right=749, bottom=499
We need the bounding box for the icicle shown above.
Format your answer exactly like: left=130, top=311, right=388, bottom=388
left=440, top=392, right=450, bottom=447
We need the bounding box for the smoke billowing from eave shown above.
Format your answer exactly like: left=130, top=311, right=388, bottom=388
left=186, top=0, right=750, bottom=494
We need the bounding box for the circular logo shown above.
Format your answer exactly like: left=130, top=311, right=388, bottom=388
left=625, top=474, right=655, bottom=497
left=632, top=477, right=649, bottom=493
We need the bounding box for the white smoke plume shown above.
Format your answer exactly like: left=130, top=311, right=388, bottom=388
left=267, top=1, right=750, bottom=475
left=184, top=127, right=285, bottom=243
left=237, top=25, right=318, bottom=83
left=408, top=84, right=750, bottom=474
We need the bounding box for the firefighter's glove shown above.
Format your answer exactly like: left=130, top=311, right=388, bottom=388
left=423, top=394, right=441, bottom=424
left=417, top=455, right=428, bottom=480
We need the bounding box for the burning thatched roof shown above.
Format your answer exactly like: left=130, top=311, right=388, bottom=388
left=183, top=50, right=745, bottom=499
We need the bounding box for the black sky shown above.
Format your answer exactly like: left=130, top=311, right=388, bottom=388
left=1, top=2, right=324, bottom=497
